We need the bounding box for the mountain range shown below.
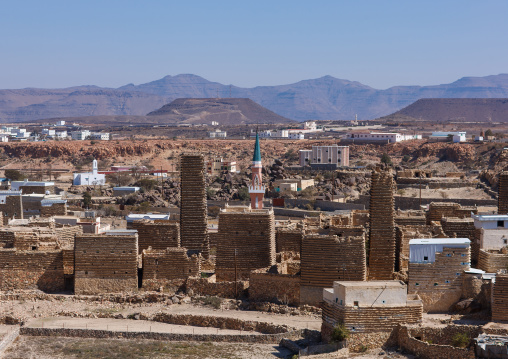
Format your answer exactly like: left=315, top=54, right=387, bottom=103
left=2, top=73, right=508, bottom=123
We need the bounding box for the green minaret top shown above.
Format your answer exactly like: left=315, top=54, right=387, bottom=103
left=253, top=131, right=261, bottom=162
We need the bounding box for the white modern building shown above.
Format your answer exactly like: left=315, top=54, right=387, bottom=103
left=430, top=131, right=467, bottom=143
left=125, top=213, right=170, bottom=224
left=299, top=145, right=350, bottom=168
left=288, top=132, right=305, bottom=140
left=71, top=130, right=91, bottom=140
left=55, top=120, right=66, bottom=126
left=347, top=132, right=422, bottom=143
left=90, top=132, right=110, bottom=141
left=73, top=159, right=106, bottom=186
left=55, top=130, right=68, bottom=139
left=209, top=129, right=227, bottom=138
left=42, top=129, right=56, bottom=137
left=472, top=214, right=508, bottom=250
left=324, top=280, right=409, bottom=307
left=409, top=238, right=470, bottom=264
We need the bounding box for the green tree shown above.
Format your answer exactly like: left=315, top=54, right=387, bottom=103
left=82, top=191, right=92, bottom=209
left=331, top=323, right=350, bottom=343
left=238, top=186, right=250, bottom=201
left=135, top=178, right=158, bottom=192
left=485, top=129, right=494, bottom=137
left=4, top=169, right=25, bottom=181
left=380, top=153, right=392, bottom=165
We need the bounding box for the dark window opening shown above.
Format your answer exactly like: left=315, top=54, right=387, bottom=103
left=498, top=220, right=505, bottom=228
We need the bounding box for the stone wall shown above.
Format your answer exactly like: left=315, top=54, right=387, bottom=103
left=321, top=300, right=422, bottom=338
left=408, top=246, right=470, bottom=312
left=131, top=220, right=180, bottom=254
left=368, top=169, right=396, bottom=280
left=215, top=209, right=275, bottom=281
left=275, top=229, right=303, bottom=253
left=492, top=274, right=508, bottom=321
left=249, top=267, right=300, bottom=306
left=478, top=249, right=508, bottom=273
left=40, top=202, right=67, bottom=216
left=0, top=195, right=23, bottom=221
left=180, top=154, right=209, bottom=258
left=74, top=234, right=138, bottom=295
left=441, top=217, right=475, bottom=241
left=142, top=247, right=200, bottom=289
left=20, top=185, right=55, bottom=194
left=186, top=276, right=249, bottom=298
left=499, top=171, right=508, bottom=214
left=0, top=249, right=64, bottom=291
left=426, top=202, right=477, bottom=225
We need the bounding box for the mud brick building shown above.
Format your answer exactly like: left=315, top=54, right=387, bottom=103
left=368, top=168, right=396, bottom=280
left=142, top=247, right=200, bottom=289
left=395, top=210, right=426, bottom=227
left=492, top=274, right=508, bottom=321
left=275, top=228, right=303, bottom=253
left=131, top=220, right=180, bottom=254
left=0, top=190, right=23, bottom=223
left=249, top=264, right=301, bottom=306
left=215, top=206, right=275, bottom=281
left=441, top=217, right=475, bottom=240
left=322, top=281, right=422, bottom=340
left=74, top=233, right=139, bottom=295
left=408, top=238, right=470, bottom=312
left=180, top=154, right=209, bottom=258
left=426, top=202, right=477, bottom=225
left=300, top=234, right=366, bottom=306
left=498, top=172, right=508, bottom=215
left=0, top=249, right=64, bottom=291
left=478, top=249, right=508, bottom=273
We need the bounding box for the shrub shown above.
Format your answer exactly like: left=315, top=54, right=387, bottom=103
left=452, top=332, right=469, bottom=348
left=380, top=153, right=392, bottom=165
left=200, top=296, right=222, bottom=309
left=402, top=155, right=411, bottom=162
left=331, top=323, right=350, bottom=342
left=4, top=169, right=25, bottom=181
left=238, top=187, right=249, bottom=201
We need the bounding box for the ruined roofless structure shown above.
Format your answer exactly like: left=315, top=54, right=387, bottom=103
left=368, top=168, right=396, bottom=280
left=179, top=154, right=209, bottom=258
left=499, top=171, right=508, bottom=215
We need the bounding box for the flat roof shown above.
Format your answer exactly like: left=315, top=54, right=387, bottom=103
left=472, top=214, right=508, bottom=221
left=409, top=238, right=470, bottom=245
left=334, top=280, right=405, bottom=288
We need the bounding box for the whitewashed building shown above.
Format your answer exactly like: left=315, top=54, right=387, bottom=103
left=347, top=132, right=422, bottom=143
left=472, top=214, right=508, bottom=250
left=299, top=145, right=349, bottom=168
left=73, top=159, right=106, bottom=186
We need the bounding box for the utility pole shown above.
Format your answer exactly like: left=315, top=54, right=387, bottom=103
left=234, top=249, right=238, bottom=299
left=419, top=173, right=422, bottom=208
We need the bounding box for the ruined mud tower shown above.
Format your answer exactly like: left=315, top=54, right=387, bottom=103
left=498, top=171, right=508, bottom=214
left=368, top=168, right=396, bottom=280
left=180, top=154, right=209, bottom=258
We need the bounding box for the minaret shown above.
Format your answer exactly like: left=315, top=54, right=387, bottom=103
left=249, top=132, right=265, bottom=209
left=92, top=159, right=98, bottom=175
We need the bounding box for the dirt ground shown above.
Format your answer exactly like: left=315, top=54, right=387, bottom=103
left=396, top=186, right=492, bottom=200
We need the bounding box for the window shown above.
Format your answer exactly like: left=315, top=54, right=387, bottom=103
left=447, top=253, right=452, bottom=257
left=340, top=300, right=343, bottom=305
left=415, top=283, right=419, bottom=286
left=498, top=220, right=505, bottom=228
left=354, top=301, right=359, bottom=307
left=423, top=256, right=428, bottom=261
left=461, top=254, right=466, bottom=257
left=382, top=300, right=386, bottom=304
left=504, top=239, right=507, bottom=245
left=445, top=280, right=450, bottom=283
left=456, top=272, right=460, bottom=276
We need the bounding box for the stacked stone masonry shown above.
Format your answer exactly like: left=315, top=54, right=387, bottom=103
left=492, top=274, right=508, bottom=321
left=478, top=249, right=508, bottom=273
left=74, top=234, right=139, bottom=295
left=131, top=220, right=180, bottom=254
left=275, top=229, right=303, bottom=253
left=180, top=154, right=209, bottom=258
left=499, top=171, right=508, bottom=214
left=0, top=249, right=64, bottom=291
left=215, top=209, right=275, bottom=281
left=441, top=217, right=475, bottom=241
left=369, top=169, right=396, bottom=280
left=249, top=265, right=301, bottom=306
left=408, top=246, right=470, bottom=312
left=426, top=202, right=477, bottom=225
left=0, top=195, right=23, bottom=222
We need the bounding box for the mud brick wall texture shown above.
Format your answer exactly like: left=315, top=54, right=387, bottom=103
left=441, top=217, right=475, bottom=241
left=180, top=154, right=209, bottom=258
left=478, top=249, right=508, bottom=273
left=249, top=268, right=300, bottom=306
left=0, top=249, right=64, bottom=291
left=142, top=247, right=200, bottom=284
left=499, top=172, right=508, bottom=215
left=40, top=202, right=67, bottom=216
left=492, top=275, right=508, bottom=321
left=186, top=276, right=249, bottom=298
left=74, top=234, right=138, bottom=295
left=275, top=229, right=303, bottom=253
left=20, top=185, right=55, bottom=195
left=426, top=202, right=477, bottom=225
left=131, top=220, right=180, bottom=254
left=321, top=301, right=422, bottom=337
left=216, top=210, right=276, bottom=281
left=54, top=225, right=83, bottom=249
left=0, top=195, right=23, bottom=221
left=408, top=246, right=470, bottom=312
left=301, top=234, right=366, bottom=294
left=368, top=169, right=396, bottom=280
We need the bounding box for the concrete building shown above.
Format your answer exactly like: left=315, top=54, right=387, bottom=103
left=347, top=132, right=421, bottom=143
left=42, top=129, right=56, bottom=137
left=71, top=130, right=91, bottom=140
left=430, top=131, right=467, bottom=143
left=209, top=129, right=227, bottom=138
left=55, top=130, right=68, bottom=139
left=322, top=281, right=422, bottom=338
left=408, top=238, right=470, bottom=311
left=11, top=181, right=55, bottom=194
left=249, top=132, right=265, bottom=209
left=206, top=157, right=237, bottom=176
left=73, top=159, right=106, bottom=186
left=55, top=120, right=66, bottom=126
left=299, top=145, right=350, bottom=169
left=90, top=132, right=110, bottom=141
left=126, top=213, right=170, bottom=226
left=273, top=178, right=314, bottom=192
left=473, top=214, right=508, bottom=250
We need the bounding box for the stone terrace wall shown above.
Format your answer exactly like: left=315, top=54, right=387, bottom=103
left=186, top=276, right=249, bottom=298
left=478, top=249, right=508, bottom=273
left=321, top=300, right=422, bottom=338
left=74, top=234, right=138, bottom=295
left=408, top=246, right=470, bottom=312
left=0, top=249, right=64, bottom=291
left=180, top=154, right=209, bottom=258
left=275, top=229, right=302, bottom=253
left=369, top=169, right=396, bottom=280
left=131, top=220, right=180, bottom=254
left=249, top=268, right=300, bottom=306
left=142, top=247, right=200, bottom=289
left=499, top=171, right=508, bottom=214
left=426, top=202, right=477, bottom=225
left=492, top=274, right=508, bottom=321
left=215, top=210, right=275, bottom=281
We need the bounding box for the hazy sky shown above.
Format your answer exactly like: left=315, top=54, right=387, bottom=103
left=1, top=1, right=507, bottom=89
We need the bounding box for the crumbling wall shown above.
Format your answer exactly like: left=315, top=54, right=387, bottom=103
left=275, top=229, right=303, bottom=253
left=499, top=171, right=508, bottom=215
left=441, top=217, right=475, bottom=241
left=186, top=276, right=249, bottom=298
left=20, top=185, right=55, bottom=195
left=426, top=202, right=477, bottom=225
left=492, top=274, right=508, bottom=321
left=300, top=234, right=366, bottom=306
left=74, top=234, right=138, bottom=295
left=0, top=195, right=23, bottom=222
left=215, top=209, right=275, bottom=281
left=142, top=247, right=200, bottom=290
left=249, top=266, right=300, bottom=306
left=408, top=246, right=470, bottom=312
left=131, top=220, right=180, bottom=254
left=369, top=169, right=396, bottom=280
left=478, top=249, right=508, bottom=273
left=180, top=154, right=209, bottom=258
left=40, top=202, right=67, bottom=216
left=54, top=225, right=83, bottom=249
left=0, top=249, right=64, bottom=292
